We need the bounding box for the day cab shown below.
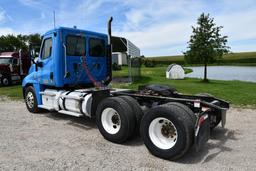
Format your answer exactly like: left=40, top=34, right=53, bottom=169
left=22, top=26, right=111, bottom=107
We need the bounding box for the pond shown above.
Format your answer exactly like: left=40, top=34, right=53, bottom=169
left=186, top=66, right=256, bottom=83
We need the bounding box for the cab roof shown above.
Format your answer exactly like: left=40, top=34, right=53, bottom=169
left=43, top=27, right=108, bottom=38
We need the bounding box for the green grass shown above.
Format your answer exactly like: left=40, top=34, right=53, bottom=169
left=0, top=85, right=23, bottom=100
left=147, top=51, right=256, bottom=66
left=112, top=66, right=192, bottom=78
left=1, top=66, right=256, bottom=107
left=112, top=66, right=256, bottom=108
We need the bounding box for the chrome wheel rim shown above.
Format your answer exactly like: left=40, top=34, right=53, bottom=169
left=26, top=92, right=34, bottom=109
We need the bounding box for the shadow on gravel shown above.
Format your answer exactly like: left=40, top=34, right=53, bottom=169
left=177, top=127, right=238, bottom=164
left=124, top=136, right=144, bottom=146
left=45, top=112, right=97, bottom=130
left=39, top=111, right=145, bottom=146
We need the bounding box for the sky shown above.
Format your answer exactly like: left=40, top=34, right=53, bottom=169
left=0, top=0, right=255, bottom=56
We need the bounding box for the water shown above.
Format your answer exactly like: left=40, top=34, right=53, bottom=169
left=186, top=66, right=256, bottom=82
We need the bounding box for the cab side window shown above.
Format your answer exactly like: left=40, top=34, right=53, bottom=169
left=89, top=38, right=105, bottom=57
left=66, top=35, right=86, bottom=56
left=41, top=38, right=52, bottom=60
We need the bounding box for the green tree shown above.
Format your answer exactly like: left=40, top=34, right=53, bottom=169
left=0, top=35, right=27, bottom=52
left=0, top=33, right=41, bottom=53
left=27, top=33, right=42, bottom=52
left=184, top=13, right=229, bottom=82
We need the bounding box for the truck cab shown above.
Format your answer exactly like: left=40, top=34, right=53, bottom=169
left=0, top=51, right=30, bottom=86
left=22, top=27, right=112, bottom=106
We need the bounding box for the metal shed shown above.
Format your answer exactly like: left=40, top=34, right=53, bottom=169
left=166, top=64, right=185, bottom=79
left=111, top=36, right=141, bottom=82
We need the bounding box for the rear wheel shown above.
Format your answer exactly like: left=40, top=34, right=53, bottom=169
left=25, top=86, right=39, bottom=113
left=140, top=104, right=194, bottom=160
left=119, top=96, right=143, bottom=134
left=96, top=97, right=136, bottom=143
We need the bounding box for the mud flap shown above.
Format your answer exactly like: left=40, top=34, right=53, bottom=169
left=195, top=114, right=210, bottom=152
left=221, top=110, right=227, bottom=128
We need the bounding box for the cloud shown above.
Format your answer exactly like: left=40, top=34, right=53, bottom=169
left=216, top=10, right=256, bottom=41
left=115, top=0, right=256, bottom=56
left=0, top=7, right=13, bottom=23
left=18, top=0, right=40, bottom=7
left=1, top=0, right=255, bottom=55
left=0, top=27, right=16, bottom=35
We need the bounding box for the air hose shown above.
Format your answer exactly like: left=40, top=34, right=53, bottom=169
left=81, top=52, right=102, bottom=88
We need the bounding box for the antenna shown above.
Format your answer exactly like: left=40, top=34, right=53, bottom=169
left=53, top=11, right=56, bottom=29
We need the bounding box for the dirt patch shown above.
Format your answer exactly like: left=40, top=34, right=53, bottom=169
left=0, top=100, right=256, bottom=170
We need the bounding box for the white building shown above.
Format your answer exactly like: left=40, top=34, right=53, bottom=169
left=112, top=52, right=127, bottom=65
left=166, top=64, right=185, bottom=79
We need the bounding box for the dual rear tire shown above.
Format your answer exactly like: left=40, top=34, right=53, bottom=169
left=96, top=96, right=143, bottom=143
left=96, top=97, right=195, bottom=160
left=140, top=103, right=195, bottom=160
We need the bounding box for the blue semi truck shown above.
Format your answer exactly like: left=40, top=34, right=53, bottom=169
left=22, top=17, right=229, bottom=160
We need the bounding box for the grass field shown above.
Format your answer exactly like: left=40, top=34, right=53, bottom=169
left=0, top=55, right=256, bottom=107
left=0, top=85, right=22, bottom=100
left=147, top=51, right=256, bottom=66
left=1, top=65, right=256, bottom=107
left=112, top=66, right=256, bottom=107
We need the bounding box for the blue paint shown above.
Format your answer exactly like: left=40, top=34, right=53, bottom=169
left=22, top=27, right=110, bottom=102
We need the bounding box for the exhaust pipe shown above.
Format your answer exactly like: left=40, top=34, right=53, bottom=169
left=104, top=16, right=113, bottom=86
left=108, top=16, right=113, bottom=45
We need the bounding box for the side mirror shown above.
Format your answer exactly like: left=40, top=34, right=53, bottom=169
left=30, top=49, right=36, bottom=64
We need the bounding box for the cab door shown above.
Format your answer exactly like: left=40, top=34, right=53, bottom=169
left=86, top=36, right=108, bottom=82
left=62, top=32, right=87, bottom=85
left=37, top=34, right=55, bottom=86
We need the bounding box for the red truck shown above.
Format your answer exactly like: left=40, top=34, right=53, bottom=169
left=0, top=50, right=31, bottom=86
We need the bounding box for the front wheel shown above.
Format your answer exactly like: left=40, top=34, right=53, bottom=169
left=25, top=86, right=39, bottom=113
left=1, top=76, right=11, bottom=86
left=140, top=104, right=194, bottom=160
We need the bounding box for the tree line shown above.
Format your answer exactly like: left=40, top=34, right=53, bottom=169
left=0, top=34, right=41, bottom=53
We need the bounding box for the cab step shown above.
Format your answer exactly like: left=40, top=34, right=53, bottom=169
left=58, top=110, right=83, bottom=117
left=38, top=105, right=55, bottom=111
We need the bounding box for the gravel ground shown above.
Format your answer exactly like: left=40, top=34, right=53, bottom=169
left=0, top=100, right=256, bottom=171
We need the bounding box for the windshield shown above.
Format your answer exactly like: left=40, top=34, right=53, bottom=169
left=0, top=58, right=12, bottom=65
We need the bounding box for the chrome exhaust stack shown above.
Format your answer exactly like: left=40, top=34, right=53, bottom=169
left=108, top=16, right=113, bottom=45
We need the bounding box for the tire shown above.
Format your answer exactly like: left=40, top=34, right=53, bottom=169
left=96, top=97, right=136, bottom=143
left=140, top=104, right=194, bottom=160
left=163, top=102, right=196, bottom=126
left=119, top=96, right=143, bottom=134
left=1, top=75, right=11, bottom=86
left=25, top=86, right=39, bottom=113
